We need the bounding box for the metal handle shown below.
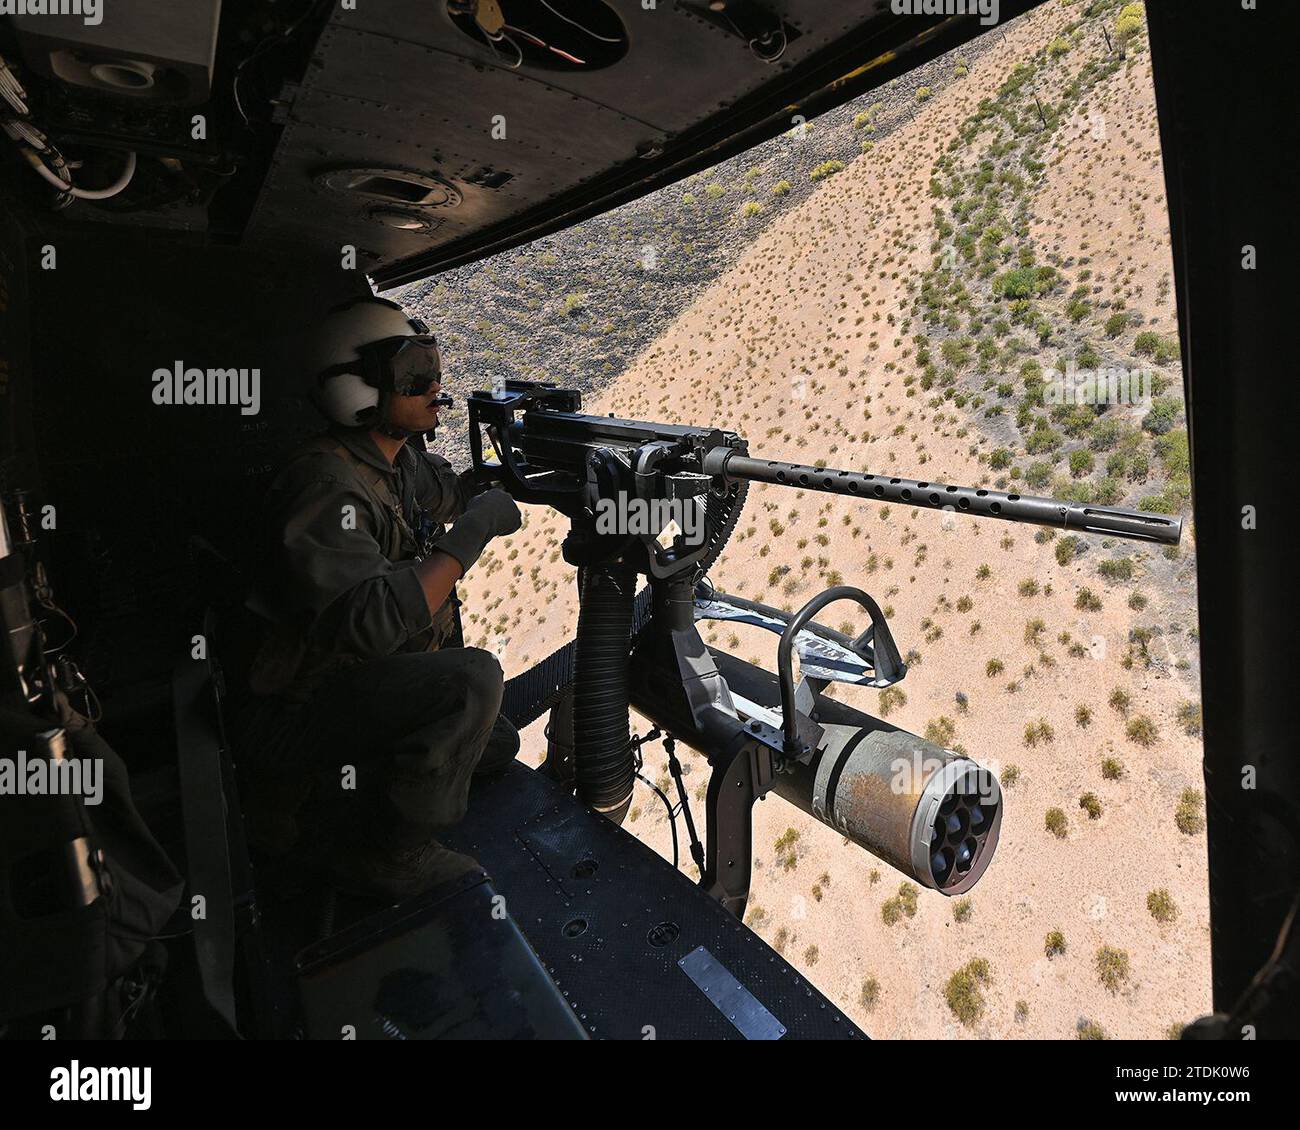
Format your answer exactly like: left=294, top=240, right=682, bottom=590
left=776, top=586, right=903, bottom=757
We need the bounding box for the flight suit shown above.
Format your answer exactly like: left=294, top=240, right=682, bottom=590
left=237, top=427, right=518, bottom=854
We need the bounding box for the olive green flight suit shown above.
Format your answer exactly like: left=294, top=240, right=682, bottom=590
left=236, top=428, right=518, bottom=852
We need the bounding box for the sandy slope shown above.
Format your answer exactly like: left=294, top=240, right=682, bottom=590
left=453, top=0, right=1208, bottom=1039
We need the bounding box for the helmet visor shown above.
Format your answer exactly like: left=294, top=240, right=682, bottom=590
left=381, top=335, right=442, bottom=397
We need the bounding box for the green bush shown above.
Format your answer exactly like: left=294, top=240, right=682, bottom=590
left=944, top=958, right=991, bottom=1025
left=1142, top=396, right=1181, bottom=435
left=1096, top=946, right=1130, bottom=992
left=1098, top=557, right=1135, bottom=581
left=1147, top=888, right=1178, bottom=924
left=810, top=160, right=846, bottom=181
left=1126, top=714, right=1160, bottom=746
left=1045, top=807, right=1068, bottom=838
left=1045, top=929, right=1066, bottom=958
left=1079, top=792, right=1102, bottom=820
left=1175, top=788, right=1204, bottom=835
left=1055, top=535, right=1082, bottom=566
left=860, top=976, right=881, bottom=1011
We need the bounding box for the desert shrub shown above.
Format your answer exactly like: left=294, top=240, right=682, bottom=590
left=1109, top=688, right=1131, bottom=716
left=1079, top=792, right=1103, bottom=819
left=1096, top=946, right=1130, bottom=992
left=810, top=160, right=845, bottom=181
left=882, top=881, right=920, bottom=925
left=860, top=977, right=881, bottom=1011
left=953, top=897, right=973, bottom=923
left=1147, top=888, right=1178, bottom=923
left=1045, top=807, right=1068, bottom=838
left=1046, top=34, right=1071, bottom=58
left=1044, top=929, right=1067, bottom=958
left=925, top=716, right=958, bottom=747
left=741, top=200, right=762, bottom=218
left=986, top=658, right=1005, bottom=677
left=1126, top=714, right=1159, bottom=746
left=1097, top=557, right=1135, bottom=581
left=1101, top=756, right=1124, bottom=780
left=1175, top=788, right=1205, bottom=835
left=1025, top=718, right=1055, bottom=747
left=1069, top=449, right=1095, bottom=478
left=944, top=958, right=991, bottom=1026
left=1076, top=587, right=1102, bottom=611
left=1025, top=461, right=1053, bottom=488
left=1142, top=396, right=1181, bottom=435
left=1001, top=763, right=1021, bottom=787
left=774, top=827, right=800, bottom=870
left=1078, top=1020, right=1107, bottom=1040
left=1176, top=700, right=1203, bottom=737
left=1055, top=534, right=1082, bottom=566
left=878, top=685, right=906, bottom=718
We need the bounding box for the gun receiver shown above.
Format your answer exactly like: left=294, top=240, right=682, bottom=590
left=469, top=380, right=1185, bottom=916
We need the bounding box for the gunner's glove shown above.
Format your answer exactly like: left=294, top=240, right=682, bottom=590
left=433, top=488, right=522, bottom=574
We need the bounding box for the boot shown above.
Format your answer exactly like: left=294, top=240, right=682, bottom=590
left=328, top=821, right=481, bottom=901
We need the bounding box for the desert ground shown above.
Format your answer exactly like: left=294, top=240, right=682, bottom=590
left=397, top=0, right=1206, bottom=1039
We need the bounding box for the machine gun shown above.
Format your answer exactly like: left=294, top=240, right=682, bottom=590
left=467, top=380, right=1183, bottom=915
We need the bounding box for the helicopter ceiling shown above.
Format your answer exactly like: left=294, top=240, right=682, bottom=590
left=0, top=1, right=1042, bottom=284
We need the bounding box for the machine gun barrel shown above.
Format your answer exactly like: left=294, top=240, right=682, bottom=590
left=704, top=451, right=1183, bottom=546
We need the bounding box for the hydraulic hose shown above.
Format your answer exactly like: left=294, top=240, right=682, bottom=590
left=572, top=563, right=636, bottom=819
